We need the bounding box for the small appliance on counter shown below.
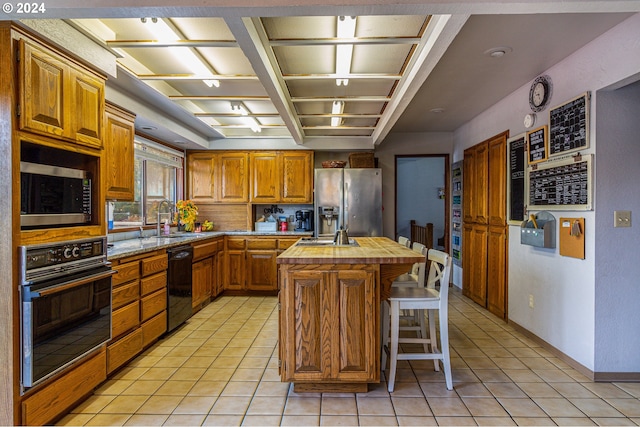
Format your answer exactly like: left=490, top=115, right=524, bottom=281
left=295, top=209, right=313, bottom=231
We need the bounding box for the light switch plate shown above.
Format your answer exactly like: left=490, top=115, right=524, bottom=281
left=614, top=210, right=632, bottom=228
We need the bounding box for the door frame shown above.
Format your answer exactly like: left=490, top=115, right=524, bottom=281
left=394, top=154, right=450, bottom=253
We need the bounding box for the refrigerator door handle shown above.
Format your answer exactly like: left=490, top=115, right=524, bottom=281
left=343, top=181, right=348, bottom=229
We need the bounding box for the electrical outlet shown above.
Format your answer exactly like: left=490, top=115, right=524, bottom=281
left=614, top=210, right=632, bottom=228
left=528, top=294, right=534, bottom=309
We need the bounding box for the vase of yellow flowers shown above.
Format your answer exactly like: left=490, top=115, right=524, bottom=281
left=175, top=200, right=198, bottom=232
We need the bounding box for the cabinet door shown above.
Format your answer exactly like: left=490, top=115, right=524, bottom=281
left=19, top=39, right=67, bottom=138
left=250, top=152, right=280, bottom=203
left=474, top=142, right=489, bottom=224
left=462, top=148, right=475, bottom=223
left=282, top=270, right=326, bottom=381
left=225, top=250, right=246, bottom=291
left=461, top=223, right=473, bottom=299
left=488, top=134, right=507, bottom=227
left=219, top=152, right=249, bottom=202
left=69, top=67, right=104, bottom=148
left=282, top=151, right=313, bottom=203
left=469, top=224, right=488, bottom=307
left=487, top=226, right=507, bottom=319
left=188, top=152, right=217, bottom=202
left=104, top=103, right=135, bottom=200
left=246, top=250, right=277, bottom=291
left=192, top=257, right=213, bottom=308
left=333, top=269, right=377, bottom=381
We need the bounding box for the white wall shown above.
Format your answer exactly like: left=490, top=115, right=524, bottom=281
left=594, top=80, right=640, bottom=373
left=451, top=13, right=640, bottom=371
left=376, top=132, right=453, bottom=239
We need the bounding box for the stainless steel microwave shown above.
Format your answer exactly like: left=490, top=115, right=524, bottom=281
left=20, top=161, right=92, bottom=228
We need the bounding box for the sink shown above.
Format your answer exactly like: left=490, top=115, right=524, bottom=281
left=295, top=238, right=359, bottom=247
left=156, top=232, right=188, bottom=238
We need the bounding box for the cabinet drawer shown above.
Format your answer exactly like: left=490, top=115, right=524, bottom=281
left=278, top=239, right=298, bottom=250
left=142, top=311, right=167, bottom=347
left=226, top=238, right=245, bottom=250
left=140, top=272, right=166, bottom=296
left=247, top=239, right=277, bottom=250
left=107, top=328, right=143, bottom=374
left=21, top=351, right=107, bottom=426
left=112, top=280, right=139, bottom=310
left=112, top=301, right=139, bottom=339
left=193, top=239, right=219, bottom=261
left=140, top=288, right=167, bottom=322
left=141, top=253, right=168, bottom=277
left=112, top=261, right=140, bottom=286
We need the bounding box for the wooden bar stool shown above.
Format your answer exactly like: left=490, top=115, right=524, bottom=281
left=382, top=249, right=453, bottom=391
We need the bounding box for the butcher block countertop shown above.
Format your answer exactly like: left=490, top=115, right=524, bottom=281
left=277, top=236, right=424, bottom=265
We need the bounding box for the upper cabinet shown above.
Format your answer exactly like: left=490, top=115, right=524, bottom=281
left=249, top=151, right=313, bottom=204
left=281, top=151, right=313, bottom=203
left=104, top=102, right=136, bottom=201
left=189, top=150, right=313, bottom=204
left=19, top=39, right=105, bottom=149
left=188, top=151, right=249, bottom=203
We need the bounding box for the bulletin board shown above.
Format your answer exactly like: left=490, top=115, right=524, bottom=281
left=549, top=92, right=590, bottom=156
left=527, top=125, right=548, bottom=165
left=527, top=154, right=592, bottom=211
left=507, top=133, right=526, bottom=225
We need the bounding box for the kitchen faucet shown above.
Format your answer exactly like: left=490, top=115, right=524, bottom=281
left=156, top=199, right=174, bottom=236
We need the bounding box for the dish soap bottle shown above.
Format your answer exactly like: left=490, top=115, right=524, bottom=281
left=163, top=220, right=170, bottom=236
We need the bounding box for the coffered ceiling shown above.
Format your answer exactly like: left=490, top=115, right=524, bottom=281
left=52, top=1, right=638, bottom=150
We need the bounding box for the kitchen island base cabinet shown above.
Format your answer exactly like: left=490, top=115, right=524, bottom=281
left=279, top=265, right=379, bottom=390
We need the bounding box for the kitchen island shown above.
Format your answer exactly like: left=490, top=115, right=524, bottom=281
left=277, top=237, right=424, bottom=392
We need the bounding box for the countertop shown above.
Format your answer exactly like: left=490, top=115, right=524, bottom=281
left=107, top=230, right=312, bottom=260
left=276, top=237, right=425, bottom=265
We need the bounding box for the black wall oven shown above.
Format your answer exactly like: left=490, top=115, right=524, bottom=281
left=19, top=237, right=114, bottom=392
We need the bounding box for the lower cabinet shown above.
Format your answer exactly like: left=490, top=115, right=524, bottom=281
left=279, top=265, right=378, bottom=385
left=192, top=237, right=223, bottom=311
left=21, top=351, right=107, bottom=426
left=225, top=236, right=300, bottom=293
left=107, top=250, right=167, bottom=375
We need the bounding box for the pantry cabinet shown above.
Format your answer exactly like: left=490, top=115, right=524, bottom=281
left=19, top=38, right=105, bottom=149
left=462, top=132, right=508, bottom=319
left=104, top=102, right=135, bottom=201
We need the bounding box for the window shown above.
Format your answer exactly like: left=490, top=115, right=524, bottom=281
left=111, top=139, right=184, bottom=229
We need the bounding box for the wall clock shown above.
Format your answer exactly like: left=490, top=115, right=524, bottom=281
left=529, top=75, right=552, bottom=112
left=524, top=113, right=536, bottom=129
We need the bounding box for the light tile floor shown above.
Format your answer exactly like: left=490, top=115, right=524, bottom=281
left=58, top=289, right=640, bottom=426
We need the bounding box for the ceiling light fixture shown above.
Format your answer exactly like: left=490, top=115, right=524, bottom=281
left=483, top=46, right=513, bottom=58
left=141, top=17, right=220, bottom=88
left=331, top=100, right=344, bottom=127
left=230, top=101, right=261, bottom=133
left=336, top=16, right=356, bottom=86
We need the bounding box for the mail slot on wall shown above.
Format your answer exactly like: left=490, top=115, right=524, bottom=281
left=521, top=211, right=556, bottom=248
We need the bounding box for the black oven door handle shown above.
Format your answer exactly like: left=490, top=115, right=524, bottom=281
left=30, top=269, right=116, bottom=298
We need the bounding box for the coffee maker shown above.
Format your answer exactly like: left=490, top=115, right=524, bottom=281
left=295, top=209, right=313, bottom=231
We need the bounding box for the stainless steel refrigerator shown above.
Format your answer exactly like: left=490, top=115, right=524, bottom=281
left=314, top=168, right=382, bottom=238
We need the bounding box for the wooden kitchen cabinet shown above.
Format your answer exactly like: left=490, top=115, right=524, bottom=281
left=104, top=102, right=135, bottom=201
left=281, top=151, right=313, bottom=203
left=225, top=237, right=246, bottom=291
left=280, top=266, right=377, bottom=386
left=250, top=151, right=281, bottom=203
left=107, top=250, right=167, bottom=374
left=462, top=132, right=508, bottom=318
left=192, top=237, right=223, bottom=310
left=187, top=151, right=249, bottom=203
left=249, top=151, right=314, bottom=203
left=246, top=239, right=278, bottom=291
left=19, top=38, right=104, bottom=148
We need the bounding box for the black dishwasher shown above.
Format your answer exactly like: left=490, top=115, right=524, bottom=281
left=167, top=245, right=193, bottom=332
